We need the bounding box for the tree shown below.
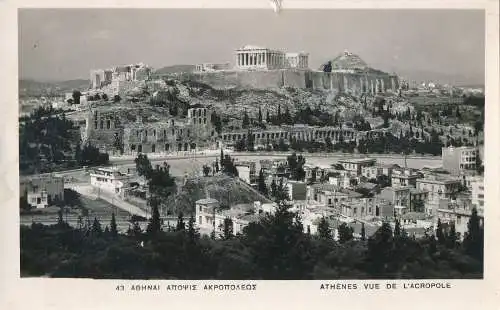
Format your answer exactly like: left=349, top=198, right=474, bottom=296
left=91, top=217, right=103, bottom=236
left=337, top=223, right=354, bottom=244
left=146, top=198, right=162, bottom=237
left=187, top=214, right=200, bottom=242
left=287, top=152, right=306, bottom=181
left=202, top=165, right=211, bottom=177
left=72, top=90, right=82, bottom=105
left=273, top=178, right=289, bottom=202
left=266, top=110, right=270, bottom=123
left=110, top=212, right=118, bottom=237
left=222, top=217, right=234, bottom=240
left=220, top=148, right=224, bottom=165
left=317, top=217, right=332, bottom=240
left=257, top=169, right=268, bottom=196
left=258, top=106, right=263, bottom=123
left=361, top=223, right=366, bottom=241
left=367, top=222, right=393, bottom=275
left=413, top=199, right=425, bottom=213
left=446, top=222, right=458, bottom=249
left=176, top=212, right=185, bottom=231
left=242, top=111, right=250, bottom=128
left=436, top=218, right=446, bottom=245
left=394, top=219, right=401, bottom=238
left=463, top=207, right=483, bottom=261
left=135, top=153, right=153, bottom=178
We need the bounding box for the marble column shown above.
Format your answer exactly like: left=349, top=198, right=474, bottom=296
left=381, top=79, right=385, bottom=92
left=391, top=77, right=396, bottom=92
left=371, top=80, right=374, bottom=95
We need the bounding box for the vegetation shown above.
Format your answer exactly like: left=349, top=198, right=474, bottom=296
left=20, top=205, right=483, bottom=279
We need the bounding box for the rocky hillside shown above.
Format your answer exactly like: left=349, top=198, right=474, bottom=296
left=163, top=174, right=271, bottom=216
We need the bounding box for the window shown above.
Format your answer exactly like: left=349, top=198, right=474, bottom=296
left=131, top=144, right=136, bottom=151
left=94, top=121, right=98, bottom=129
left=199, top=216, right=202, bottom=224
left=165, top=144, right=170, bottom=151
left=100, top=120, right=104, bottom=129
left=138, top=145, right=142, bottom=153
left=106, top=120, right=111, bottom=129
left=153, top=130, right=156, bottom=137
left=152, top=144, right=156, bottom=153
left=199, top=205, right=202, bottom=212
left=353, top=208, right=357, bottom=215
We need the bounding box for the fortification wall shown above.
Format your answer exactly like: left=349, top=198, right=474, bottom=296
left=163, top=69, right=399, bottom=93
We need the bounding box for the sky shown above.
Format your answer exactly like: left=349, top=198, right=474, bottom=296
left=18, top=9, right=485, bottom=85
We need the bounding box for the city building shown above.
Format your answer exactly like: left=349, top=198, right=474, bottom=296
left=361, top=163, right=399, bottom=180
left=442, top=146, right=479, bottom=175
left=235, top=45, right=309, bottom=70
left=234, top=161, right=257, bottom=185
left=286, top=181, right=307, bottom=201
left=90, top=167, right=131, bottom=196
left=416, top=174, right=463, bottom=215
left=338, top=198, right=393, bottom=219
left=436, top=199, right=483, bottom=240
left=338, top=158, right=376, bottom=176
left=391, top=168, right=421, bottom=187
left=20, top=173, right=65, bottom=209
left=470, top=176, right=484, bottom=211
left=378, top=186, right=429, bottom=213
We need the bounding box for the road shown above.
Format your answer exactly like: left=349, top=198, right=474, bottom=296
left=66, top=183, right=150, bottom=219
left=109, top=151, right=442, bottom=177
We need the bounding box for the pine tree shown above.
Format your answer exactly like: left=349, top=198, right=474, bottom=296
left=222, top=217, right=234, bottom=240
left=176, top=212, right=186, bottom=231
left=266, top=110, right=270, bottom=123
left=258, top=106, right=263, bottom=123
left=257, top=169, right=268, bottom=196
left=131, top=221, right=142, bottom=239
left=361, top=222, right=366, bottom=241
left=277, top=104, right=282, bottom=124
left=187, top=214, right=200, bottom=242
left=436, top=218, right=446, bottom=245
left=338, top=223, right=354, bottom=244
left=110, top=212, right=118, bottom=237
left=242, top=110, right=250, bottom=128
left=317, top=217, right=332, bottom=240
left=446, top=222, right=458, bottom=249
left=463, top=207, right=483, bottom=261
left=220, top=148, right=224, bottom=165
left=146, top=198, right=162, bottom=237
left=394, top=219, right=401, bottom=238
left=91, top=217, right=103, bottom=236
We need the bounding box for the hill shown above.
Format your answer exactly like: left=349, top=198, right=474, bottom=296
left=164, top=174, right=272, bottom=216
left=19, top=79, right=90, bottom=97
left=153, top=65, right=196, bottom=75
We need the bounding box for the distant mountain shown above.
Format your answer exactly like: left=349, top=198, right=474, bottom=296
left=396, top=69, right=484, bottom=87
left=19, top=79, right=90, bottom=97
left=153, top=65, right=196, bottom=75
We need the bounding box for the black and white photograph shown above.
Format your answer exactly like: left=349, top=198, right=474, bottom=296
left=16, top=7, right=488, bottom=281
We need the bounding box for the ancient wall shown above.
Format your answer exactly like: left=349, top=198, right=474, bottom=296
left=166, top=69, right=398, bottom=93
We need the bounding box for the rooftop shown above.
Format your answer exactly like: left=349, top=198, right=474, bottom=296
left=196, top=198, right=219, bottom=205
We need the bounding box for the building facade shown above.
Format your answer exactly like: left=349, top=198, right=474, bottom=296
left=90, top=167, right=131, bottom=196
left=220, top=125, right=357, bottom=148
left=442, top=146, right=479, bottom=175
left=235, top=45, right=309, bottom=70
left=20, top=174, right=65, bottom=209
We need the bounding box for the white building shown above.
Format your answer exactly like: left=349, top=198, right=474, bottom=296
left=442, top=146, right=479, bottom=175
left=90, top=167, right=131, bottom=196
left=20, top=173, right=65, bottom=209
left=470, top=176, right=484, bottom=212
left=235, top=45, right=309, bottom=70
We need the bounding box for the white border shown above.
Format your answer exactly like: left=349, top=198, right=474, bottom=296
left=1, top=1, right=499, bottom=309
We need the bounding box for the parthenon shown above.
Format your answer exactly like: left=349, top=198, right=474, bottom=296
left=235, top=45, right=309, bottom=70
